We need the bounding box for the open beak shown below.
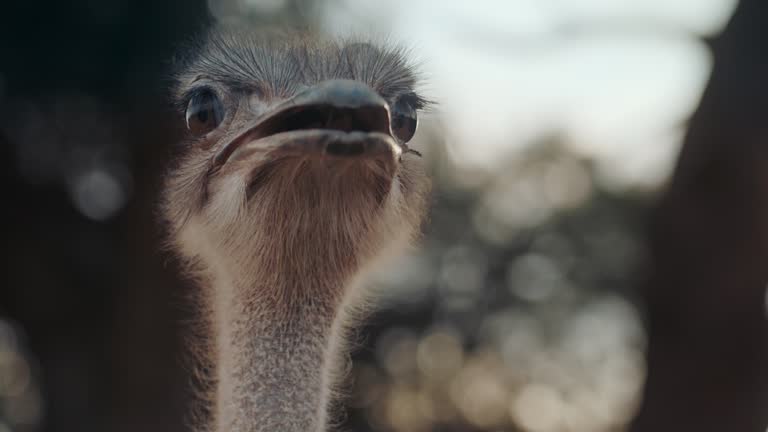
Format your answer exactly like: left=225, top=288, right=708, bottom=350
left=213, top=80, right=401, bottom=169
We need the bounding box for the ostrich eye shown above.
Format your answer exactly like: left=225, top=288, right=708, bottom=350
left=390, top=97, right=418, bottom=143
left=186, top=89, right=225, bottom=135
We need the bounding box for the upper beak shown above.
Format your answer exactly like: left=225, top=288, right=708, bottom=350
left=214, top=80, right=396, bottom=167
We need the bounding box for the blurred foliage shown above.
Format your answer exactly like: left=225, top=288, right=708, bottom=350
left=343, top=131, right=651, bottom=432
left=0, top=320, right=42, bottom=432
left=4, top=1, right=764, bottom=432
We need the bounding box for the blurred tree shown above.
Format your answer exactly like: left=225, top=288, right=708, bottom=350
left=631, top=0, right=768, bottom=430
left=0, top=1, right=210, bottom=431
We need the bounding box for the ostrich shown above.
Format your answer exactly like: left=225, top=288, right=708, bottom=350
left=161, top=30, right=431, bottom=432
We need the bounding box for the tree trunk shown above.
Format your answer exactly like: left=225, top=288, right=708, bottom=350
left=631, top=1, right=768, bottom=430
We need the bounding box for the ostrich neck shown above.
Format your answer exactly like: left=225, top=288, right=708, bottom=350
left=211, top=262, right=352, bottom=432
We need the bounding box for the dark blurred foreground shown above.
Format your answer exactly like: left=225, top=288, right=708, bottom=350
left=0, top=1, right=766, bottom=431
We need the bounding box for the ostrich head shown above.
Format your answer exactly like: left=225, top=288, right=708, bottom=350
left=161, top=30, right=431, bottom=432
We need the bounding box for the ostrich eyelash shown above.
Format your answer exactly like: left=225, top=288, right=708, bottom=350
left=405, top=148, right=422, bottom=157
left=401, top=144, right=422, bottom=159
left=398, top=92, right=429, bottom=111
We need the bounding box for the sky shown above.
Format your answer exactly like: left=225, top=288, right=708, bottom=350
left=315, top=0, right=739, bottom=190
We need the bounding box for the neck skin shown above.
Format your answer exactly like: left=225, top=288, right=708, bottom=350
left=208, top=254, right=356, bottom=432
left=173, top=160, right=419, bottom=432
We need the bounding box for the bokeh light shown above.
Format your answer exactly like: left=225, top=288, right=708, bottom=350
left=0, top=319, right=43, bottom=432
